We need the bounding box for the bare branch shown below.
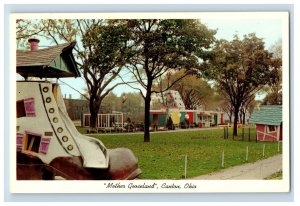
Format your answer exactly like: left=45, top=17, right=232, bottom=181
left=126, top=65, right=147, bottom=89
left=58, top=79, right=90, bottom=100
left=152, top=71, right=192, bottom=94
left=117, top=73, right=145, bottom=99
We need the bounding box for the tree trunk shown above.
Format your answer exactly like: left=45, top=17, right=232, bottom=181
left=233, top=107, right=239, bottom=137
left=144, top=80, right=153, bottom=142
left=239, top=111, right=242, bottom=125
left=89, top=96, right=101, bottom=132
left=242, top=110, right=246, bottom=125
left=228, top=112, right=232, bottom=124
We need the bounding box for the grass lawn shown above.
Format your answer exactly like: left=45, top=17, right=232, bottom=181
left=86, top=128, right=282, bottom=179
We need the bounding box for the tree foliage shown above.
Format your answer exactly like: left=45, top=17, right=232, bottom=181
left=16, top=19, right=46, bottom=48
left=101, top=92, right=145, bottom=122
left=16, top=19, right=133, bottom=130
left=205, top=33, right=281, bottom=136
left=79, top=22, right=132, bottom=129
left=262, top=39, right=282, bottom=105
left=123, top=19, right=216, bottom=142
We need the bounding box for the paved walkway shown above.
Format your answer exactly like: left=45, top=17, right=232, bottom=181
left=191, top=154, right=282, bottom=180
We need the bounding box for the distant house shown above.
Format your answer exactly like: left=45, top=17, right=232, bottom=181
left=249, top=105, right=282, bottom=142
left=151, top=90, right=186, bottom=110
left=64, top=98, right=89, bottom=120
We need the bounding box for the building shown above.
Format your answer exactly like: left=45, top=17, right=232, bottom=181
left=249, top=105, right=282, bottom=142
left=64, top=98, right=89, bottom=121
left=151, top=90, right=185, bottom=110
left=150, top=90, right=224, bottom=129
left=150, top=108, right=223, bottom=128
left=16, top=38, right=141, bottom=180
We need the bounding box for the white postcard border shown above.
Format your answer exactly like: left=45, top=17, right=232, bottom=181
left=9, top=12, right=290, bottom=194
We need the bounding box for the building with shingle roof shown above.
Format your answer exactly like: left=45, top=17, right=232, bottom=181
left=16, top=39, right=142, bottom=180
left=17, top=40, right=80, bottom=79
left=249, top=105, right=282, bottom=142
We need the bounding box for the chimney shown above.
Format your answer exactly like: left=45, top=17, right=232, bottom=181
left=28, top=38, right=40, bottom=51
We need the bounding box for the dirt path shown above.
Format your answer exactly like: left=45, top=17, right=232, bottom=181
left=191, top=154, right=282, bottom=180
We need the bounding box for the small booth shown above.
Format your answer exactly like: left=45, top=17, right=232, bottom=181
left=83, top=112, right=124, bottom=129
left=197, top=111, right=212, bottom=128
left=249, top=105, right=282, bottom=142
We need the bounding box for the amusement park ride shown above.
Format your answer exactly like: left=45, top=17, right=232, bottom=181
left=16, top=39, right=141, bottom=180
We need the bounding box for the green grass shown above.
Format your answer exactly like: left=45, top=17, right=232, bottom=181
left=76, top=127, right=89, bottom=134
left=88, top=128, right=282, bottom=179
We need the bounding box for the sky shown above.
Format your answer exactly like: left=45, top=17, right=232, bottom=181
left=200, top=14, right=283, bottom=49
left=18, top=14, right=284, bottom=99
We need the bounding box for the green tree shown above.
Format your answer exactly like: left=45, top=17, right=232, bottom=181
left=101, top=92, right=122, bottom=113
left=101, top=92, right=144, bottom=123
left=16, top=19, right=133, bottom=131
left=79, top=22, right=133, bottom=130
left=239, top=93, right=255, bottom=124
left=220, top=98, right=234, bottom=123
left=121, top=92, right=144, bottom=114
left=262, top=39, right=282, bottom=105
left=16, top=19, right=46, bottom=48
left=125, top=19, right=216, bottom=142
left=205, top=33, right=280, bottom=136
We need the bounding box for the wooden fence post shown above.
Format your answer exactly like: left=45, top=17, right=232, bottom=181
left=184, top=155, right=187, bottom=179
left=248, top=127, right=251, bottom=142
left=246, top=146, right=249, bottom=162
left=221, top=150, right=225, bottom=168
left=226, top=127, right=228, bottom=139
left=242, top=126, right=244, bottom=141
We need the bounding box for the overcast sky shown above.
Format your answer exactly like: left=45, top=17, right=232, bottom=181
left=54, top=14, right=284, bottom=99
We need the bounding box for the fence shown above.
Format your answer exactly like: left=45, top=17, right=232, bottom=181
left=223, top=124, right=257, bottom=141
left=182, top=142, right=282, bottom=179
left=82, top=113, right=124, bottom=132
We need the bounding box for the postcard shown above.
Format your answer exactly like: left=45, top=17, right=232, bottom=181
left=10, top=12, right=289, bottom=193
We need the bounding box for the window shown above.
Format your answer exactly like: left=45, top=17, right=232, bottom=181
left=16, top=100, right=26, bottom=118
left=23, top=131, right=51, bottom=154
left=24, top=132, right=41, bottom=153
left=268, top=125, right=277, bottom=133
left=16, top=97, right=36, bottom=118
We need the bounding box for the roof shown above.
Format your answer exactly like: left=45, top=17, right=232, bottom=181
left=249, top=105, right=282, bottom=126
left=150, top=109, right=167, bottom=115
left=17, top=41, right=80, bottom=78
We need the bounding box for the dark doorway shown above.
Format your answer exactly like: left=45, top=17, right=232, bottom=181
left=214, top=114, right=218, bottom=126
